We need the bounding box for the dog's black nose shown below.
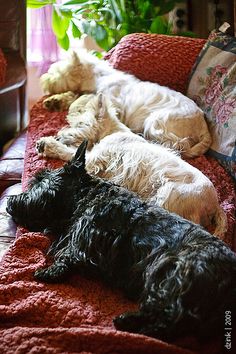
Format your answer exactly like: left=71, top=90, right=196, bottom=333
left=6, top=196, right=15, bottom=215
left=6, top=204, right=12, bottom=216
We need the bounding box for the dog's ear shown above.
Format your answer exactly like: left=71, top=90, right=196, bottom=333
left=96, top=92, right=107, bottom=121
left=73, top=139, right=88, bottom=169
left=71, top=51, right=81, bottom=65
left=65, top=140, right=88, bottom=174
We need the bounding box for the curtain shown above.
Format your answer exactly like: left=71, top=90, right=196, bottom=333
left=27, top=6, right=59, bottom=75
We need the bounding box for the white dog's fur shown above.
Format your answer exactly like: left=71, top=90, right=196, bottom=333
left=37, top=93, right=227, bottom=238
left=40, top=49, right=212, bottom=158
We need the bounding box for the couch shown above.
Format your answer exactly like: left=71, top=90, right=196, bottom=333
left=0, top=33, right=235, bottom=353
left=0, top=0, right=27, bottom=254
left=0, top=0, right=27, bottom=154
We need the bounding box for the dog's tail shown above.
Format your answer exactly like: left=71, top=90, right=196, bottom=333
left=144, top=115, right=212, bottom=158
left=212, top=207, right=228, bottom=239
left=182, top=132, right=212, bottom=158
left=145, top=129, right=212, bottom=159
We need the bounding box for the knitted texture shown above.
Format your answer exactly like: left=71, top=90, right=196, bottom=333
left=0, top=49, right=6, bottom=86
left=105, top=33, right=206, bottom=94
left=0, top=99, right=235, bottom=353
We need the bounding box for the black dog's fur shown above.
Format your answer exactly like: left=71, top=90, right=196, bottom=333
left=7, top=140, right=236, bottom=342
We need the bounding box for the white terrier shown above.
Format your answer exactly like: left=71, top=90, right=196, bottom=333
left=40, top=49, right=212, bottom=158
left=37, top=93, right=227, bottom=238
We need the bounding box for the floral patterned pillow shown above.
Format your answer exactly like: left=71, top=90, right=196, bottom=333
left=187, top=29, right=236, bottom=181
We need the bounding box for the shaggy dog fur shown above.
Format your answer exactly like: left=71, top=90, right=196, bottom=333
left=7, top=141, right=236, bottom=342
left=36, top=93, right=227, bottom=237
left=40, top=49, right=212, bottom=158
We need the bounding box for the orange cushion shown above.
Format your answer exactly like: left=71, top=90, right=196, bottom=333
left=105, top=33, right=206, bottom=94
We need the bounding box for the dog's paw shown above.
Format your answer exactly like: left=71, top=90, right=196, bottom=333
left=43, top=96, right=63, bottom=111
left=57, top=128, right=81, bottom=145
left=34, top=267, right=66, bottom=283
left=36, top=138, right=46, bottom=154
left=113, top=311, right=145, bottom=333
left=36, top=136, right=75, bottom=161
left=43, top=92, right=78, bottom=112
left=34, top=264, right=68, bottom=283
left=36, top=137, right=52, bottom=155
left=36, top=136, right=63, bottom=159
left=34, top=268, right=55, bottom=282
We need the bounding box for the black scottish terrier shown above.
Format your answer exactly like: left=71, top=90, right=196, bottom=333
left=7, top=140, right=236, bottom=342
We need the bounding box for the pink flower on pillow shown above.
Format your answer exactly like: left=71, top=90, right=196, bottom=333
left=205, top=80, right=222, bottom=105
left=213, top=96, right=236, bottom=125
left=204, top=65, right=228, bottom=105
left=210, top=65, right=227, bottom=79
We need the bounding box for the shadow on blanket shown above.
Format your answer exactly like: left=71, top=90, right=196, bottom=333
left=0, top=99, right=235, bottom=354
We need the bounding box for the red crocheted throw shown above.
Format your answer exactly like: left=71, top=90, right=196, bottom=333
left=0, top=98, right=235, bottom=354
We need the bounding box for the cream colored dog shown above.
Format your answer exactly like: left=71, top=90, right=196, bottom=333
left=40, top=49, right=212, bottom=158
left=37, top=93, right=227, bottom=238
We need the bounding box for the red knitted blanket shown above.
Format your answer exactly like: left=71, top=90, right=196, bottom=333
left=0, top=99, right=235, bottom=354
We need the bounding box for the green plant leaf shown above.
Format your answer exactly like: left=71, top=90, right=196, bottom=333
left=94, top=24, right=108, bottom=42
left=153, top=0, right=176, bottom=16
left=57, top=33, right=70, bottom=50
left=62, top=0, right=90, bottom=5
left=177, top=31, right=197, bottom=38
left=96, top=36, right=109, bottom=51
left=28, top=0, right=196, bottom=52
left=80, top=19, right=92, bottom=35
left=81, top=20, right=107, bottom=40
left=93, top=51, right=104, bottom=59
left=60, top=8, right=73, bottom=19
left=52, top=7, right=70, bottom=39
left=73, top=8, right=92, bottom=15
left=150, top=16, right=168, bottom=34
left=99, top=6, right=116, bottom=20
left=108, top=0, right=123, bottom=23
left=27, top=0, right=54, bottom=8
left=62, top=0, right=100, bottom=6
left=71, top=21, right=81, bottom=38
left=118, top=0, right=126, bottom=12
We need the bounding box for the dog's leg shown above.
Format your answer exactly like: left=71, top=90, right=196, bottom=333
left=143, top=113, right=191, bottom=153
left=43, top=91, right=78, bottom=112
left=36, top=136, right=76, bottom=161
left=113, top=311, right=149, bottom=333
left=114, top=310, right=172, bottom=340
left=34, top=258, right=71, bottom=282
left=34, top=249, right=84, bottom=283
left=143, top=112, right=212, bottom=158
left=56, top=127, right=90, bottom=147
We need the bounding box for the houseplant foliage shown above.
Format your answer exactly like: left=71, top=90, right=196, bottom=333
left=27, top=0, right=185, bottom=51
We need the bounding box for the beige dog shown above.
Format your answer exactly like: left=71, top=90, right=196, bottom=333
left=37, top=93, right=227, bottom=238
left=40, top=49, right=212, bottom=158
